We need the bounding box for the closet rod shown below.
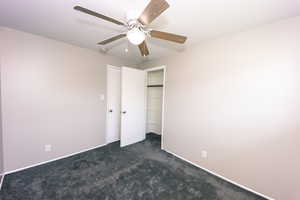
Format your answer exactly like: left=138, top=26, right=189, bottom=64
left=147, top=84, right=163, bottom=88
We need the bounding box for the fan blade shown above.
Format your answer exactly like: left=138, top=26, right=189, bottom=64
left=138, top=41, right=150, bottom=56
left=150, top=30, right=187, bottom=43
left=74, top=6, right=124, bottom=26
left=138, top=0, right=170, bottom=26
left=98, top=34, right=126, bottom=45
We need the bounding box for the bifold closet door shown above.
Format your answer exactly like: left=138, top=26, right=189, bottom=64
left=120, top=67, right=146, bottom=147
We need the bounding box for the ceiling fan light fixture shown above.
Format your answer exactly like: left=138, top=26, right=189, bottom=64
left=75, top=0, right=187, bottom=57
left=127, top=28, right=145, bottom=45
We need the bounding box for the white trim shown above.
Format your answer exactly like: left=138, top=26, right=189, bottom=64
left=144, top=66, right=165, bottom=72
left=144, top=65, right=166, bottom=149
left=5, top=143, right=106, bottom=175
left=161, top=66, right=166, bottom=150
left=163, top=148, right=275, bottom=200
left=107, top=65, right=121, bottom=71
left=107, top=139, right=120, bottom=144
left=0, top=174, right=4, bottom=190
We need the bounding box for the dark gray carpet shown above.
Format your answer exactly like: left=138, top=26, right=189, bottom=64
left=0, top=134, right=266, bottom=200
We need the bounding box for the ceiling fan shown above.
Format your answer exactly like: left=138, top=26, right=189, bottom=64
left=74, top=0, right=187, bottom=57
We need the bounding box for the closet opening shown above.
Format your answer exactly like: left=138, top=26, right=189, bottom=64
left=145, top=66, right=166, bottom=149
left=106, top=65, right=166, bottom=148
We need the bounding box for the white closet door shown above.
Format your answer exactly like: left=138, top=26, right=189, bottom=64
left=106, top=66, right=121, bottom=144
left=120, top=67, right=146, bottom=147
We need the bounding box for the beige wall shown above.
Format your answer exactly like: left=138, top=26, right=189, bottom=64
left=0, top=27, right=135, bottom=173
left=141, top=16, right=300, bottom=200
left=0, top=69, right=3, bottom=174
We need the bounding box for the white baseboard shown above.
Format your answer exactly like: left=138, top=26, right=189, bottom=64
left=0, top=174, right=4, bottom=190
left=1, top=142, right=274, bottom=200
left=106, top=139, right=120, bottom=144
left=163, top=148, right=275, bottom=200
left=5, top=143, right=107, bottom=175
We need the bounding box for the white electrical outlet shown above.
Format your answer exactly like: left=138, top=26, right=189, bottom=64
left=100, top=94, right=105, bottom=101
left=45, top=144, right=52, bottom=152
left=201, top=150, right=207, bottom=158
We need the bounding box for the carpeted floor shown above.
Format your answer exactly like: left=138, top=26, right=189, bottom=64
left=0, top=133, right=266, bottom=200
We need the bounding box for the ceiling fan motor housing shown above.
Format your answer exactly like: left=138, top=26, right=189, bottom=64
left=127, top=19, right=143, bottom=30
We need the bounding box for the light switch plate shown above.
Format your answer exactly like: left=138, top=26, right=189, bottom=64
left=45, top=144, right=52, bottom=152
left=201, top=150, right=207, bottom=158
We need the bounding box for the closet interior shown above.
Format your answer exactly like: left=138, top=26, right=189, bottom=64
left=146, top=69, right=164, bottom=136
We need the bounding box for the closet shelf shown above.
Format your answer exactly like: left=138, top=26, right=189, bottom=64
left=147, top=84, right=163, bottom=88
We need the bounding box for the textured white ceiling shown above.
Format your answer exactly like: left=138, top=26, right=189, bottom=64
left=1, top=0, right=300, bottom=64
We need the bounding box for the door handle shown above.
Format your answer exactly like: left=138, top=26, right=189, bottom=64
left=122, top=111, right=127, bottom=114
left=109, top=109, right=113, bottom=113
